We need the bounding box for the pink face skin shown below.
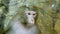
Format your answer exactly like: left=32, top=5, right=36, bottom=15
left=25, top=11, right=36, bottom=25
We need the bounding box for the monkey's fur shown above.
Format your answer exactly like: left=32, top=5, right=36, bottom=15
left=4, top=6, right=40, bottom=34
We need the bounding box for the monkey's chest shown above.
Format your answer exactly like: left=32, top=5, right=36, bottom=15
left=7, top=22, right=38, bottom=34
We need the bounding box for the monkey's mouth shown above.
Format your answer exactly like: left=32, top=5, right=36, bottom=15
left=22, top=22, right=35, bottom=28
left=23, top=22, right=35, bottom=26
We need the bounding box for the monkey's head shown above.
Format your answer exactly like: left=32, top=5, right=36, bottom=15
left=25, top=10, right=37, bottom=25
left=18, top=6, right=38, bottom=26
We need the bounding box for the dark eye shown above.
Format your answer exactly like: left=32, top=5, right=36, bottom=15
left=28, top=13, right=31, bottom=15
left=33, top=14, right=35, bottom=15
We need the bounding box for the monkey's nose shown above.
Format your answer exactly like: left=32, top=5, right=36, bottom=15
left=30, top=19, right=35, bottom=24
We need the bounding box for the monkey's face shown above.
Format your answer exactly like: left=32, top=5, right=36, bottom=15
left=25, top=11, right=36, bottom=25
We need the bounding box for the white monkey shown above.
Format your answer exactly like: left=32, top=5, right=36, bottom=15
left=6, top=11, right=39, bottom=34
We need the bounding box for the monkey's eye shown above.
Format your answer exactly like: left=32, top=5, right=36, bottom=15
left=33, top=14, right=35, bottom=15
left=28, top=13, right=31, bottom=15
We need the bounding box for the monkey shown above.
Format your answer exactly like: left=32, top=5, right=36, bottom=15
left=4, top=6, right=40, bottom=34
